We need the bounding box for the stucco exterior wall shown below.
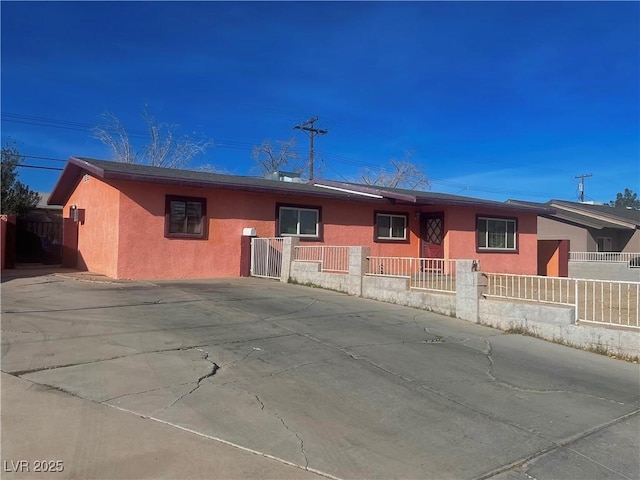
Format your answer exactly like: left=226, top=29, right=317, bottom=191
left=67, top=177, right=540, bottom=280
left=1, top=215, right=13, bottom=270
left=444, top=206, right=538, bottom=274
left=538, top=217, right=639, bottom=254
left=64, top=175, right=120, bottom=277
left=537, top=217, right=586, bottom=251
left=305, top=197, right=422, bottom=257
left=112, top=183, right=431, bottom=279
left=1, top=215, right=7, bottom=269
left=114, top=181, right=259, bottom=279
left=623, top=230, right=640, bottom=253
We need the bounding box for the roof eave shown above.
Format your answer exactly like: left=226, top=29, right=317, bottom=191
left=48, top=157, right=108, bottom=206
left=104, top=170, right=388, bottom=201
left=550, top=201, right=638, bottom=229
left=312, top=179, right=418, bottom=203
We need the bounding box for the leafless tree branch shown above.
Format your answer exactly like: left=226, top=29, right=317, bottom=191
left=252, top=138, right=304, bottom=177
left=360, top=151, right=430, bottom=190
left=93, top=108, right=213, bottom=169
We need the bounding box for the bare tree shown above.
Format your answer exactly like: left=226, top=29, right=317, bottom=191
left=252, top=138, right=304, bottom=177
left=360, top=151, right=429, bottom=190
left=94, top=108, right=213, bottom=169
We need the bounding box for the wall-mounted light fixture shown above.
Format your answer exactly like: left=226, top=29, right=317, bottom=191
left=70, top=204, right=79, bottom=222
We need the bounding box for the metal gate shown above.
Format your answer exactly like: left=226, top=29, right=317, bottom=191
left=250, top=237, right=284, bottom=279
left=16, top=215, right=63, bottom=264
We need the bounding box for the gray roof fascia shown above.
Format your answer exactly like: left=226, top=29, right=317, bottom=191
left=49, top=157, right=391, bottom=206
left=550, top=201, right=638, bottom=229
left=547, top=211, right=622, bottom=230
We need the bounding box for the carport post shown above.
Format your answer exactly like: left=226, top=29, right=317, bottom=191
left=280, top=236, right=299, bottom=283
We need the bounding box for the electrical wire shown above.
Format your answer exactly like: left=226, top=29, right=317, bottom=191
left=3, top=111, right=577, bottom=199
left=6, top=164, right=63, bottom=171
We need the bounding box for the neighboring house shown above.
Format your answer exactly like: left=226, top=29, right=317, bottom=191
left=542, top=200, right=639, bottom=253
left=34, top=192, right=64, bottom=216
left=509, top=199, right=640, bottom=252
left=48, top=157, right=548, bottom=280
left=508, top=199, right=640, bottom=278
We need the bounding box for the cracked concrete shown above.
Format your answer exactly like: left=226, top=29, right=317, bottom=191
left=3, top=274, right=639, bottom=479
left=253, top=392, right=309, bottom=469
left=158, top=347, right=219, bottom=412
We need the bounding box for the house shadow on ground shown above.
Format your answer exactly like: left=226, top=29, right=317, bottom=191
left=0, top=265, right=81, bottom=284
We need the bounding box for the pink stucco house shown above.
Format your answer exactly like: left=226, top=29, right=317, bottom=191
left=47, top=157, right=548, bottom=279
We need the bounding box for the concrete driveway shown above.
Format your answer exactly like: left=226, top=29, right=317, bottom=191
left=1, top=269, right=639, bottom=479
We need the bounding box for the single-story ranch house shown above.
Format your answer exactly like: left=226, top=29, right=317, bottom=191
left=48, top=157, right=549, bottom=280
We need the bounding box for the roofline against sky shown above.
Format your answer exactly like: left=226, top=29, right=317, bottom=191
left=549, top=200, right=639, bottom=229
left=47, top=157, right=553, bottom=215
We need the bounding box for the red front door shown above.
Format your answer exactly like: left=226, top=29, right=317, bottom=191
left=420, top=213, right=444, bottom=258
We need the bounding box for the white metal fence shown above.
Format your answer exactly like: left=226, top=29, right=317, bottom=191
left=251, top=237, right=284, bottom=279
left=366, top=256, right=457, bottom=293
left=570, top=251, right=640, bottom=267
left=485, top=273, right=575, bottom=305
left=485, top=273, right=640, bottom=329
left=294, top=245, right=351, bottom=273
left=577, top=279, right=640, bottom=328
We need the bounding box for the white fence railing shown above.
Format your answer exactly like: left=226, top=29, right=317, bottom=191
left=366, top=256, right=457, bottom=293
left=485, top=273, right=575, bottom=305
left=294, top=245, right=351, bottom=273
left=577, top=279, right=640, bottom=328
left=485, top=273, right=640, bottom=329
left=570, top=252, right=640, bottom=266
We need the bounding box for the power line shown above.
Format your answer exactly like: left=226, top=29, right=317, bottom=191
left=4, top=112, right=577, bottom=200
left=22, top=155, right=68, bottom=163
left=6, top=164, right=64, bottom=171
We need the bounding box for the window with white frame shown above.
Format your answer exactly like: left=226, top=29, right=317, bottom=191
left=376, top=213, right=407, bottom=241
left=278, top=206, right=320, bottom=237
left=477, top=217, right=517, bottom=250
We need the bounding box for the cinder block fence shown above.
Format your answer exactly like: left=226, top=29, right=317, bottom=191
left=275, top=238, right=639, bottom=358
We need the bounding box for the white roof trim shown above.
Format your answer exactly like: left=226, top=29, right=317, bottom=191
left=313, top=183, right=384, bottom=199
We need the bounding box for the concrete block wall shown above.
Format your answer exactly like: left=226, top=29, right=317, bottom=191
left=455, top=260, right=485, bottom=322
left=569, top=261, right=640, bottom=282
left=290, top=261, right=353, bottom=294
left=282, top=242, right=639, bottom=358
left=288, top=245, right=369, bottom=296
left=479, top=298, right=639, bottom=358
left=361, top=275, right=456, bottom=316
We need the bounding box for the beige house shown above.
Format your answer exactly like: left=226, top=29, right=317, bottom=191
left=507, top=200, right=640, bottom=277
left=537, top=200, right=639, bottom=253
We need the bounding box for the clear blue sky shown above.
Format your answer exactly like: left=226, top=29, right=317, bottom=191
left=2, top=1, right=638, bottom=203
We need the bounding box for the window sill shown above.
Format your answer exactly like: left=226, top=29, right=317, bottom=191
left=476, top=248, right=518, bottom=254
left=375, top=237, right=410, bottom=244
left=165, top=233, right=207, bottom=240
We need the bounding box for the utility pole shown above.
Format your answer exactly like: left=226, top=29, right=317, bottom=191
left=575, top=173, right=593, bottom=202
left=293, top=116, right=327, bottom=180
